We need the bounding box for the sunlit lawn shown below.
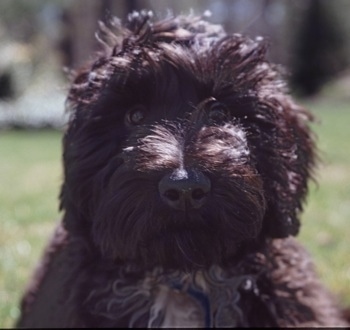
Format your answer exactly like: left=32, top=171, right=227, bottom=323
left=0, top=100, right=349, bottom=328
left=299, top=100, right=350, bottom=305
left=0, top=130, right=62, bottom=328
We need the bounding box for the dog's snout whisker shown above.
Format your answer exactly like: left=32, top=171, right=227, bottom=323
left=159, top=169, right=211, bottom=211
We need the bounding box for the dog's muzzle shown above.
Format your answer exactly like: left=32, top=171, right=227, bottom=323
left=158, top=168, right=211, bottom=211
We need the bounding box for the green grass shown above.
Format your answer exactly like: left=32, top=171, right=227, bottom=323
left=299, top=100, right=350, bottom=305
left=0, top=100, right=350, bottom=327
left=0, top=130, right=62, bottom=328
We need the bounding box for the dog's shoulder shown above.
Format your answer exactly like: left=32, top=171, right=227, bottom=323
left=264, top=237, right=348, bottom=327
left=16, top=222, right=84, bottom=328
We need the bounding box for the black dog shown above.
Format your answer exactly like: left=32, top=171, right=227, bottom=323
left=17, top=11, right=348, bottom=327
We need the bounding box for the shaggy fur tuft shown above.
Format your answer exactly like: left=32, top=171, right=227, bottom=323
left=17, top=11, right=347, bottom=327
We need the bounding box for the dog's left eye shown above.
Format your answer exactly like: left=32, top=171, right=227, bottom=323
left=125, top=106, right=146, bottom=126
left=208, top=103, right=228, bottom=123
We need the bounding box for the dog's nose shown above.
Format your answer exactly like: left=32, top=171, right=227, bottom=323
left=159, top=168, right=211, bottom=211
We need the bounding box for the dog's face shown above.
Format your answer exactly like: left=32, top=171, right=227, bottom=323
left=61, top=12, right=315, bottom=270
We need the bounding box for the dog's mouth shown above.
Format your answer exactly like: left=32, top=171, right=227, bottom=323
left=138, top=222, right=226, bottom=270
left=128, top=201, right=263, bottom=270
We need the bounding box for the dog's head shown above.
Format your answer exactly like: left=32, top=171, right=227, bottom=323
left=60, top=11, right=316, bottom=270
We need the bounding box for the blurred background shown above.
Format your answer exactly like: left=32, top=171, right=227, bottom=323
left=0, top=0, right=349, bottom=327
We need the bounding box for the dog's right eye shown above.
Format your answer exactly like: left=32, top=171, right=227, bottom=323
left=125, top=106, right=146, bottom=126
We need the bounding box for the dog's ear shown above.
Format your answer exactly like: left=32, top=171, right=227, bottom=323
left=254, top=97, right=317, bottom=238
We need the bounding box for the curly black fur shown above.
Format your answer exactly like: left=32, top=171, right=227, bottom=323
left=17, top=11, right=347, bottom=327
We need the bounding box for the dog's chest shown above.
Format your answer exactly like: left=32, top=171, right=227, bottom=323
left=85, top=266, right=257, bottom=327
left=150, top=284, right=205, bottom=327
